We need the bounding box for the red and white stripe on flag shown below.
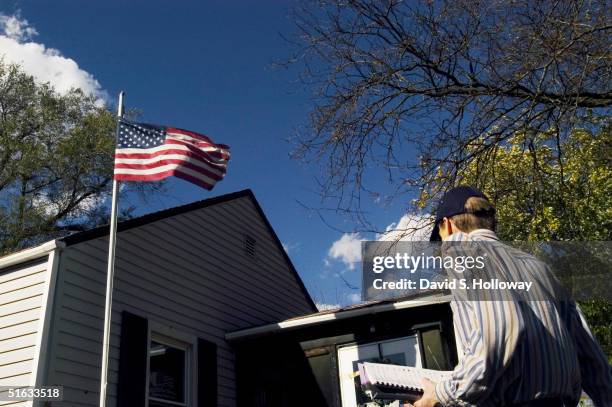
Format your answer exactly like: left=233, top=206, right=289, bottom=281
left=113, top=121, right=230, bottom=190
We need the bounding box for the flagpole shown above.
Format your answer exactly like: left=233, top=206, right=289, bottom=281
left=100, top=91, right=124, bottom=407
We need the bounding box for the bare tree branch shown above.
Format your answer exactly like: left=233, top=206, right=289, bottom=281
left=288, top=0, right=611, bottom=229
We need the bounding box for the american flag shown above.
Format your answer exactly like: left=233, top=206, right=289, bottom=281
left=114, top=119, right=230, bottom=190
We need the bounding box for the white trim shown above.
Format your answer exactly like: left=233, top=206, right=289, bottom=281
left=146, top=321, right=198, bottom=407
left=0, top=240, right=64, bottom=270
left=148, top=397, right=189, bottom=407
left=30, top=244, right=63, bottom=407
left=225, top=294, right=452, bottom=341
left=145, top=324, right=152, bottom=407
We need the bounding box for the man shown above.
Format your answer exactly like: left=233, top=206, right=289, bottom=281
left=413, top=186, right=612, bottom=407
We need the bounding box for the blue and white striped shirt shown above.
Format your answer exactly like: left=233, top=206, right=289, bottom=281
left=435, top=229, right=612, bottom=407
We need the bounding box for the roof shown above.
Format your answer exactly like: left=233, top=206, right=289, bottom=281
left=0, top=240, right=65, bottom=270
left=61, top=189, right=253, bottom=246
left=225, top=292, right=452, bottom=341
left=1, top=189, right=316, bottom=311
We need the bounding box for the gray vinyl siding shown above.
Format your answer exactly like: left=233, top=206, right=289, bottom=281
left=0, top=259, right=49, bottom=407
left=43, top=195, right=313, bottom=407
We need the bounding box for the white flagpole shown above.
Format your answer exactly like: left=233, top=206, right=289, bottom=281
left=99, top=91, right=124, bottom=407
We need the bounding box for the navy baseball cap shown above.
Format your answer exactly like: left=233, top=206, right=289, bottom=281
left=429, top=186, right=489, bottom=241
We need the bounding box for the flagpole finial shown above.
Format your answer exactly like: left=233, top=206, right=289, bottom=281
left=117, top=91, right=125, bottom=118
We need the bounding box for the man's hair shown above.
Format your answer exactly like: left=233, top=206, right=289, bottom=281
left=450, top=197, right=496, bottom=232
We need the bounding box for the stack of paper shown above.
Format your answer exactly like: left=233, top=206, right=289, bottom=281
left=358, top=362, right=452, bottom=401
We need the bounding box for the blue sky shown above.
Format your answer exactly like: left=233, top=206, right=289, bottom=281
left=0, top=0, right=427, bottom=308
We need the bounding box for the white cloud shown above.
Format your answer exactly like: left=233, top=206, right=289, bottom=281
left=0, top=12, right=106, bottom=101
left=322, top=214, right=433, bottom=306
left=316, top=302, right=340, bottom=311
left=0, top=12, right=37, bottom=41
left=324, top=213, right=432, bottom=274
left=281, top=241, right=300, bottom=254
left=325, top=214, right=432, bottom=269
left=327, top=232, right=363, bottom=270
left=315, top=293, right=360, bottom=310
left=347, top=293, right=361, bottom=304
left=377, top=213, right=433, bottom=242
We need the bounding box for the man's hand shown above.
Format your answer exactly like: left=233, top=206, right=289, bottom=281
left=413, top=378, right=440, bottom=407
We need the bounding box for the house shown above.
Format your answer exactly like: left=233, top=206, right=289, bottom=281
left=0, top=188, right=459, bottom=407
left=227, top=293, right=458, bottom=407
left=0, top=189, right=316, bottom=407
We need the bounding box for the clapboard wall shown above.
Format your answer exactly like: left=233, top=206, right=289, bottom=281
left=0, top=256, right=54, bottom=407
left=42, top=192, right=314, bottom=407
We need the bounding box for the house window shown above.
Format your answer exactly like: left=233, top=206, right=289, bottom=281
left=337, top=335, right=422, bottom=407
left=148, top=334, right=190, bottom=407
left=420, top=326, right=453, bottom=370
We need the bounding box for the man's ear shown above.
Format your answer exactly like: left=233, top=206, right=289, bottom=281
left=443, top=217, right=452, bottom=235
left=448, top=217, right=465, bottom=235
left=445, top=217, right=457, bottom=235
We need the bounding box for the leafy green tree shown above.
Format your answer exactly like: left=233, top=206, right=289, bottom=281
left=454, top=122, right=611, bottom=242
left=290, top=0, right=610, bottom=220
left=580, top=299, right=612, bottom=364
left=433, top=123, right=612, bottom=362
left=0, top=61, right=153, bottom=253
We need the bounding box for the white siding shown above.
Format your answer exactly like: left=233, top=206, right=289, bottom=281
left=44, top=195, right=314, bottom=407
left=0, top=259, right=50, bottom=407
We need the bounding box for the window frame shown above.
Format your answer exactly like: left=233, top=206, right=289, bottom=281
left=336, top=334, right=424, bottom=407
left=145, top=321, right=198, bottom=407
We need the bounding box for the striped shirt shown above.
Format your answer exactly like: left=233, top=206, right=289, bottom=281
left=434, top=229, right=612, bottom=407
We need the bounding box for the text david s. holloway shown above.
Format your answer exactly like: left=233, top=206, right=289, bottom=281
left=372, top=278, right=533, bottom=292
left=367, top=250, right=533, bottom=295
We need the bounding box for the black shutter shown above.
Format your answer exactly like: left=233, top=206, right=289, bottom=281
left=117, top=311, right=148, bottom=407
left=197, top=338, right=217, bottom=407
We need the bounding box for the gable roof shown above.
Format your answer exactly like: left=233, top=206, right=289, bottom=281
left=68, top=188, right=316, bottom=311
left=61, top=189, right=253, bottom=246
left=2, top=189, right=316, bottom=311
